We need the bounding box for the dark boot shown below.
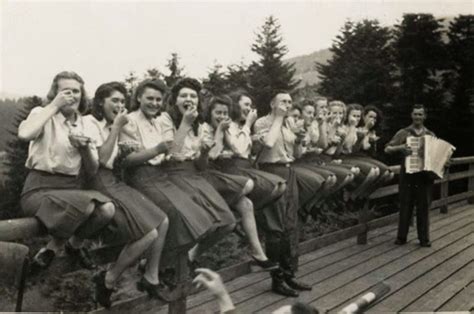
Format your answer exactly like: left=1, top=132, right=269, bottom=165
left=284, top=274, right=312, bottom=291
left=271, top=269, right=298, bottom=297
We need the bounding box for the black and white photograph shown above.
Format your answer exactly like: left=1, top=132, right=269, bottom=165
left=0, top=0, right=473, bottom=312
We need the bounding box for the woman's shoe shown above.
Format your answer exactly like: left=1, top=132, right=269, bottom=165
left=30, top=248, right=56, bottom=275
left=93, top=270, right=114, bottom=308
left=250, top=255, right=279, bottom=271
left=136, top=277, right=170, bottom=302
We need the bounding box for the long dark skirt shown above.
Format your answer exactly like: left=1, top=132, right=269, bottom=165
left=202, top=167, right=250, bottom=206
left=89, top=168, right=167, bottom=244
left=20, top=170, right=111, bottom=239
left=213, top=158, right=286, bottom=233
left=127, top=164, right=235, bottom=254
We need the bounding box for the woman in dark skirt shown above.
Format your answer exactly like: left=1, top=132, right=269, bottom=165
left=18, top=71, right=115, bottom=273
left=200, top=94, right=279, bottom=269
left=120, top=78, right=235, bottom=268
left=345, top=105, right=394, bottom=195
left=85, top=82, right=170, bottom=307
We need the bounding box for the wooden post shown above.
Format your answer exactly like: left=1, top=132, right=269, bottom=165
left=357, top=200, right=369, bottom=244
left=168, top=251, right=189, bottom=314
left=440, top=167, right=450, bottom=214
left=468, top=163, right=474, bottom=204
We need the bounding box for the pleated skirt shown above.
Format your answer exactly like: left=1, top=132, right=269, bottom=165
left=213, top=158, right=286, bottom=233
left=127, top=164, right=235, bottom=252
left=89, top=168, right=167, bottom=244
left=20, top=170, right=111, bottom=239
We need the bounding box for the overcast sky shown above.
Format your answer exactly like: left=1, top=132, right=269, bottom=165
left=1, top=0, right=472, bottom=97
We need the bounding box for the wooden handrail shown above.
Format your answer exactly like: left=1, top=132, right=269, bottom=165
left=0, top=155, right=473, bottom=313
left=357, top=155, right=474, bottom=244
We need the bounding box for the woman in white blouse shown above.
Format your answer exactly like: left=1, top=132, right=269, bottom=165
left=18, top=71, right=115, bottom=273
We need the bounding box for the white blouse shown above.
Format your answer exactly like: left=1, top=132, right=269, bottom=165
left=21, top=106, right=98, bottom=175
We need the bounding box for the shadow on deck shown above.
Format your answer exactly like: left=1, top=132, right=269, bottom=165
left=158, top=203, right=474, bottom=313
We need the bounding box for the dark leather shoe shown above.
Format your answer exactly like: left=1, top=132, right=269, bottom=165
left=250, top=255, right=279, bottom=271
left=284, top=276, right=312, bottom=291
left=420, top=241, right=432, bottom=247
left=30, top=248, right=55, bottom=275
left=136, top=277, right=171, bottom=302
left=65, top=242, right=96, bottom=269
left=272, top=278, right=298, bottom=297
left=394, top=238, right=407, bottom=245
left=93, top=270, right=114, bottom=308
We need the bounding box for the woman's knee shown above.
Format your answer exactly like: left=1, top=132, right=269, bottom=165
left=242, top=179, right=255, bottom=196
left=97, top=202, right=115, bottom=221
left=158, top=217, right=169, bottom=234
left=271, top=182, right=287, bottom=199
left=351, top=167, right=361, bottom=175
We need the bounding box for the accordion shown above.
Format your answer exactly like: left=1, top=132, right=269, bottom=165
left=405, top=135, right=455, bottom=178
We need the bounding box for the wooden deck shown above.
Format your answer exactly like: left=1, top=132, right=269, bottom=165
left=156, top=203, right=474, bottom=313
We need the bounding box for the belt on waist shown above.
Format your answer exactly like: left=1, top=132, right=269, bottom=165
left=259, top=162, right=292, bottom=168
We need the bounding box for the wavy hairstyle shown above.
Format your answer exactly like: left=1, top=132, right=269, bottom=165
left=345, top=103, right=364, bottom=126
left=46, top=71, right=89, bottom=114
left=363, top=105, right=383, bottom=130
left=166, top=77, right=203, bottom=135
left=129, top=79, right=168, bottom=112
left=204, top=94, right=233, bottom=124
left=228, top=89, right=254, bottom=122
left=328, top=100, right=347, bottom=120
left=92, top=82, right=128, bottom=121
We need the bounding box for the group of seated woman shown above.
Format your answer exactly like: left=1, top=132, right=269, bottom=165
left=17, top=71, right=393, bottom=308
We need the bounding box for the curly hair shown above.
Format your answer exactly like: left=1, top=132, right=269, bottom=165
left=45, top=71, right=89, bottom=114
left=92, top=82, right=127, bottom=121
left=129, top=78, right=168, bottom=112
left=166, top=77, right=203, bottom=135
left=363, top=105, right=383, bottom=130
left=204, top=94, right=233, bottom=124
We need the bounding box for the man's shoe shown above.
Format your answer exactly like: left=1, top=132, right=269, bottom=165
left=65, top=242, right=96, bottom=269
left=284, top=276, right=312, bottom=291
left=394, top=238, right=407, bottom=245
left=250, top=255, right=279, bottom=271
left=30, top=248, right=55, bottom=275
left=271, top=278, right=298, bottom=297
left=420, top=241, right=432, bottom=247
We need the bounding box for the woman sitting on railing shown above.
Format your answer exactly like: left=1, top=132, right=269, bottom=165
left=339, top=104, right=381, bottom=200
left=121, top=78, right=236, bottom=274
left=199, top=93, right=282, bottom=270
left=18, top=71, right=115, bottom=273
left=85, top=82, right=170, bottom=307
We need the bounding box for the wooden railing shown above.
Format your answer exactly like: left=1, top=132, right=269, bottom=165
left=1, top=156, right=473, bottom=313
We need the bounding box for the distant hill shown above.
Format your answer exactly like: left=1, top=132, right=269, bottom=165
left=285, top=48, right=332, bottom=87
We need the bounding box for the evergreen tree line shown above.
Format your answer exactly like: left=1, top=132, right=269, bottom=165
left=1, top=14, right=473, bottom=218
left=317, top=14, right=474, bottom=159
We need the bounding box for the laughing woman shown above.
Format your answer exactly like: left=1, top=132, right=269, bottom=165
left=18, top=71, right=115, bottom=273
left=200, top=94, right=279, bottom=270
left=85, top=82, right=170, bottom=307
left=120, top=79, right=235, bottom=269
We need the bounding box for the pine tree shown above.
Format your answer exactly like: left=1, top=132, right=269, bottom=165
left=445, top=15, right=474, bottom=156
left=0, top=96, right=42, bottom=219
left=226, top=62, right=251, bottom=92
left=390, top=14, right=449, bottom=134
left=316, top=19, right=395, bottom=106
left=202, top=62, right=228, bottom=95
left=248, top=15, right=300, bottom=115
left=165, top=52, right=184, bottom=87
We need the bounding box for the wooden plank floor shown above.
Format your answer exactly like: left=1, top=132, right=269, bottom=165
left=155, top=204, right=474, bottom=313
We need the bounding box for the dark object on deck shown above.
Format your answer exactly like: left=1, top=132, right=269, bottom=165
left=0, top=241, right=30, bottom=311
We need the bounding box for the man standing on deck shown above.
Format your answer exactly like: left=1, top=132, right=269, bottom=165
left=385, top=104, right=435, bottom=247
